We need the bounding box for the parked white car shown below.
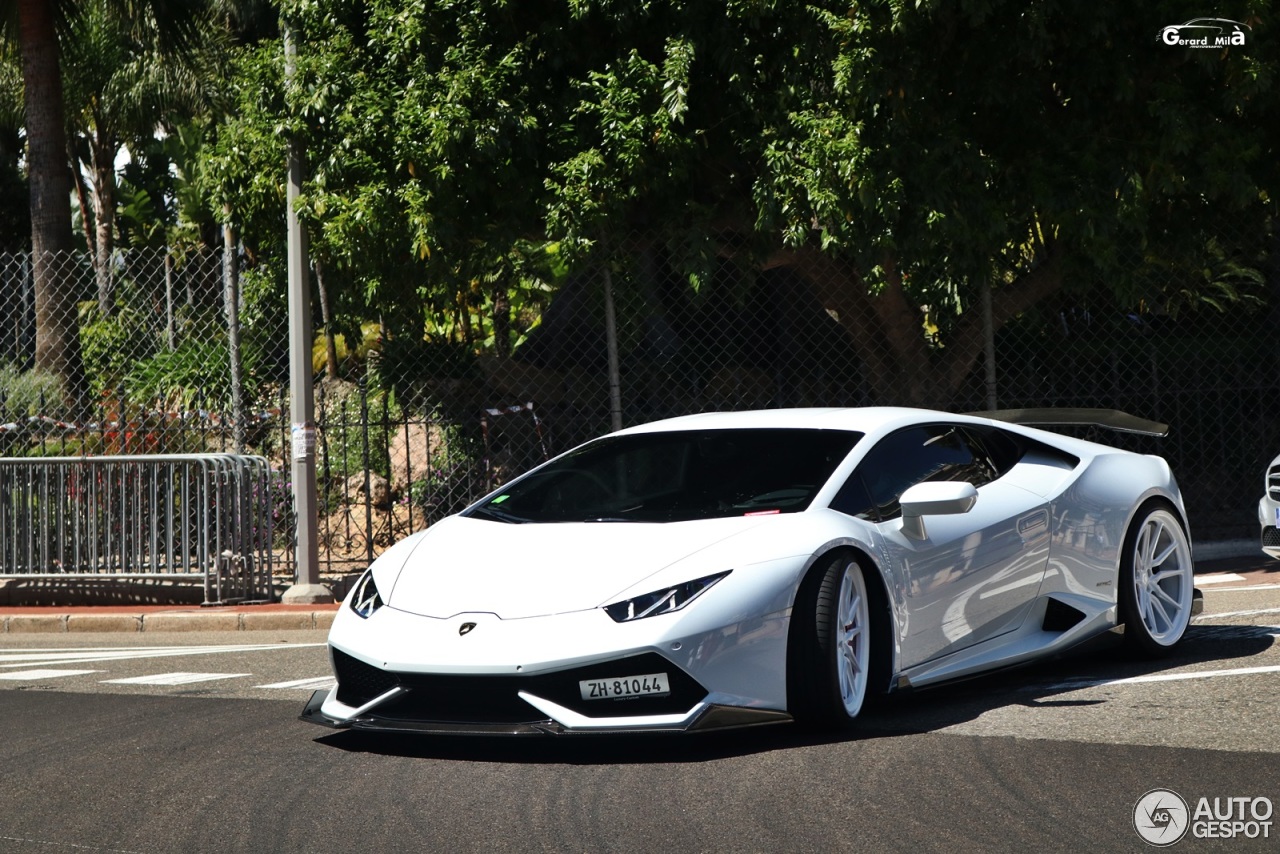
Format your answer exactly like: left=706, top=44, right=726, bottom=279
left=1260, top=452, right=1280, bottom=558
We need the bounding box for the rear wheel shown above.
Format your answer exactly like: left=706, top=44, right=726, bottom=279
left=788, top=554, right=872, bottom=728
left=1119, top=504, right=1194, bottom=656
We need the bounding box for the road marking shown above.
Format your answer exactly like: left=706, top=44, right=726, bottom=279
left=0, top=669, right=101, bottom=680
left=0, top=643, right=325, bottom=669
left=1194, top=572, right=1247, bottom=585
left=256, top=676, right=336, bottom=690
left=103, top=672, right=252, bottom=686
left=1200, top=584, right=1280, bottom=593
left=1191, top=624, right=1280, bottom=639
left=1039, top=663, right=1280, bottom=692
left=1194, top=606, right=1280, bottom=620
left=0, top=834, right=146, bottom=854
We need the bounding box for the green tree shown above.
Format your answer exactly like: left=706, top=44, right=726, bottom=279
left=8, top=0, right=81, bottom=396
left=3, top=0, right=213, bottom=401
left=0, top=39, right=29, bottom=250
left=62, top=0, right=228, bottom=315
left=214, top=0, right=1277, bottom=404
left=757, top=1, right=1277, bottom=403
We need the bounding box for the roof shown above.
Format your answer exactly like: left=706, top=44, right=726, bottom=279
left=614, top=407, right=975, bottom=436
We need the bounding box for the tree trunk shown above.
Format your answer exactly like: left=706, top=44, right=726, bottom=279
left=90, top=130, right=116, bottom=317
left=18, top=0, right=84, bottom=404
left=69, top=139, right=95, bottom=259
left=315, top=258, right=340, bottom=380
left=492, top=285, right=512, bottom=358
left=771, top=244, right=1065, bottom=409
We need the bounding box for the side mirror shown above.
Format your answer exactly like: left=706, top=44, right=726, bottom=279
left=899, top=481, right=978, bottom=540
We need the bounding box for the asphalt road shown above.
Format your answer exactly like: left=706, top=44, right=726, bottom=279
left=2, top=569, right=1279, bottom=853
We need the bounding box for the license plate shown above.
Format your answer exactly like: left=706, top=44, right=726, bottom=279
left=579, top=672, right=670, bottom=700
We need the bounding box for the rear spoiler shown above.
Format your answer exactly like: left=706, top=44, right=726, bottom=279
left=968, top=408, right=1169, bottom=438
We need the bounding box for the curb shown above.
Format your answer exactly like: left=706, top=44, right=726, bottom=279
left=1, top=610, right=336, bottom=634
left=1194, top=538, right=1258, bottom=561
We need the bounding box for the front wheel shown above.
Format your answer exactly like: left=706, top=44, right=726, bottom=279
left=1119, top=505, right=1194, bottom=656
left=788, top=554, right=872, bottom=728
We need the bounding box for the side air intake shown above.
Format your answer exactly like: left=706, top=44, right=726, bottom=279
left=1042, top=598, right=1087, bottom=633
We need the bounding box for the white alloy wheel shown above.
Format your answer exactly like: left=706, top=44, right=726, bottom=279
left=1121, top=506, right=1193, bottom=654
left=835, top=560, right=871, bottom=717
left=788, top=553, right=875, bottom=728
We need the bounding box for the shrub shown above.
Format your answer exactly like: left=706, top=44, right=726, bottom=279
left=0, top=365, right=65, bottom=417
left=123, top=339, right=259, bottom=412
left=79, top=303, right=157, bottom=396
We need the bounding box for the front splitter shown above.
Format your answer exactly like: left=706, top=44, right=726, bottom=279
left=299, top=689, right=792, bottom=736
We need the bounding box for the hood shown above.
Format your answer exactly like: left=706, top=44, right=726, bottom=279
left=383, top=514, right=771, bottom=619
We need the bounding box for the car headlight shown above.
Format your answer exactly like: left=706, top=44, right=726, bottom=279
left=348, top=568, right=384, bottom=619
left=603, top=571, right=731, bottom=623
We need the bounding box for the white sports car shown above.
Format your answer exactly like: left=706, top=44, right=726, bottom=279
left=1259, top=452, right=1280, bottom=558
left=301, top=407, right=1198, bottom=736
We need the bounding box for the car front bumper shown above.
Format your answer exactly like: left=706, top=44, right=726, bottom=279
left=298, top=648, right=793, bottom=736
left=1259, top=495, right=1280, bottom=559
left=300, top=587, right=797, bottom=736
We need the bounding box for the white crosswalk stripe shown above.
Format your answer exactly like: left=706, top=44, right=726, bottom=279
left=0, top=643, right=325, bottom=669
left=0, top=644, right=336, bottom=693
left=103, top=672, right=253, bottom=686
left=1037, top=662, right=1280, bottom=692
left=256, top=676, right=337, bottom=690
left=0, top=669, right=102, bottom=680
left=1195, top=572, right=1247, bottom=585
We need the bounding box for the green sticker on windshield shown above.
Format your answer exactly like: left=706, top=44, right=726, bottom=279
left=491, top=495, right=510, bottom=504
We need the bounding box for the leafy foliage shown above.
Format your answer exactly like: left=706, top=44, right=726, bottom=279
left=196, top=1, right=1278, bottom=405
left=123, top=338, right=258, bottom=411
left=0, top=365, right=65, bottom=416
left=79, top=303, right=157, bottom=396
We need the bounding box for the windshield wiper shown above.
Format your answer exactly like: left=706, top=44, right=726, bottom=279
left=582, top=503, right=645, bottom=522
left=469, top=504, right=527, bottom=524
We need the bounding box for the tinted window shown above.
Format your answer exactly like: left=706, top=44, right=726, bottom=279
left=965, top=425, right=1024, bottom=477
left=830, top=471, right=878, bottom=521
left=841, top=425, right=998, bottom=520
left=468, top=428, right=863, bottom=523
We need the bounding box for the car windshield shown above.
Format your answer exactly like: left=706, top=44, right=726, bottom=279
left=467, top=428, right=863, bottom=523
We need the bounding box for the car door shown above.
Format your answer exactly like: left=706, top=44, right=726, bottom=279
left=831, top=424, right=1051, bottom=669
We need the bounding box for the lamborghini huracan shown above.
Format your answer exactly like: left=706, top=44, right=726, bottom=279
left=301, top=407, right=1197, bottom=736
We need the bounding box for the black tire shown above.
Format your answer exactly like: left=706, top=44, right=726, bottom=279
left=787, top=553, right=875, bottom=729
left=1118, top=503, right=1194, bottom=657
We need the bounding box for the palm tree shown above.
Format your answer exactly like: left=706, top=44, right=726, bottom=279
left=5, top=0, right=209, bottom=402
left=0, top=39, right=30, bottom=251
left=62, top=0, right=228, bottom=316
left=11, top=0, right=80, bottom=398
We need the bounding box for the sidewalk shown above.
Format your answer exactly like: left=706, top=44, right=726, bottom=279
left=0, top=602, right=341, bottom=634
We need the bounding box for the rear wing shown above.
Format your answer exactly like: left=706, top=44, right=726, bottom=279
left=968, top=408, right=1169, bottom=438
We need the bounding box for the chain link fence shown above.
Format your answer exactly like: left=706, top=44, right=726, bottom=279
left=2, top=235, right=1277, bottom=582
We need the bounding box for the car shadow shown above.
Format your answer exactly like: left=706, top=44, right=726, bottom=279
left=311, top=622, right=1276, bottom=764
left=1199, top=555, right=1280, bottom=579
